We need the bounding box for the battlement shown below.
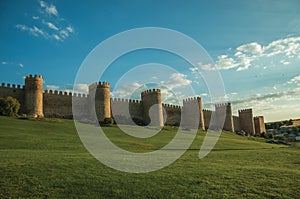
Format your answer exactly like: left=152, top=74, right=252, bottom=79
left=141, top=89, right=161, bottom=97
left=215, top=102, right=231, bottom=108
left=162, top=103, right=181, bottom=109
left=111, top=98, right=142, bottom=104
left=1, top=83, right=25, bottom=90
left=254, top=116, right=263, bottom=119
left=183, top=96, right=201, bottom=103
left=238, top=108, right=253, bottom=114
left=203, top=109, right=213, bottom=113
left=43, top=89, right=87, bottom=98
left=25, top=74, right=43, bottom=80
left=88, top=82, right=110, bottom=90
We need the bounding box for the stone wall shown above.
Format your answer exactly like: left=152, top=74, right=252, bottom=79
left=254, top=116, right=266, bottom=135
left=232, top=115, right=241, bottom=132
left=203, top=109, right=212, bottom=129
left=0, top=83, right=25, bottom=113
left=238, top=109, right=255, bottom=135
left=162, top=103, right=181, bottom=126
left=43, top=90, right=87, bottom=118
left=215, top=103, right=234, bottom=132
left=181, top=97, right=204, bottom=129
left=111, top=98, right=143, bottom=125
left=0, top=74, right=267, bottom=131
left=141, top=89, right=164, bottom=126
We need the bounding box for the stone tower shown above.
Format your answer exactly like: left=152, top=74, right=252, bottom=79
left=215, top=103, right=234, bottom=132
left=238, top=109, right=255, bottom=135
left=254, top=116, right=266, bottom=135
left=141, top=89, right=164, bottom=126
left=182, top=97, right=205, bottom=130
left=88, top=82, right=111, bottom=122
left=24, top=74, right=44, bottom=117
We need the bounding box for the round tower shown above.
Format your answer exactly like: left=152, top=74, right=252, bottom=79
left=88, top=82, right=111, bottom=122
left=24, top=74, right=44, bottom=117
left=141, top=89, right=164, bottom=126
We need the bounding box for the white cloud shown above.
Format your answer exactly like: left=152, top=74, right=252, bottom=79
left=47, top=83, right=89, bottom=94
left=53, top=34, right=61, bottom=41
left=19, top=63, right=23, bottom=68
left=112, top=82, right=145, bottom=99
left=200, top=93, right=208, bottom=97
left=66, top=26, right=74, bottom=33
left=280, top=60, right=290, bottom=65
left=72, top=84, right=89, bottom=94
left=45, top=22, right=59, bottom=30
left=161, top=73, right=192, bottom=90
left=199, top=63, right=215, bottom=71
left=46, top=85, right=59, bottom=90
left=231, top=90, right=300, bottom=121
left=16, top=24, right=49, bottom=38
left=236, top=42, right=263, bottom=55
left=16, top=1, right=74, bottom=42
left=288, top=75, right=300, bottom=84
left=206, top=36, right=300, bottom=72
left=59, top=30, right=68, bottom=38
left=215, top=55, right=239, bottom=70
left=39, top=0, right=58, bottom=16
left=1, top=61, right=7, bottom=65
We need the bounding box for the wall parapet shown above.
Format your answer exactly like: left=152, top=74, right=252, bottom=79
left=162, top=103, right=182, bottom=110
left=25, top=74, right=43, bottom=80
left=1, top=82, right=25, bottom=90
left=111, top=98, right=142, bottom=104
left=238, top=108, right=252, bottom=113
left=89, top=82, right=110, bottom=90
left=43, top=89, right=87, bottom=98
left=254, top=116, right=263, bottom=119
left=183, top=96, right=201, bottom=103
left=141, top=89, right=161, bottom=97
left=215, top=102, right=231, bottom=108
left=203, top=109, right=213, bottom=113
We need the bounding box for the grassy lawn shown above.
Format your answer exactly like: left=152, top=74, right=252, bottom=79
left=0, top=116, right=299, bottom=198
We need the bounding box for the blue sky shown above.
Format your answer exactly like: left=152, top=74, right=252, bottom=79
left=1, top=0, right=300, bottom=122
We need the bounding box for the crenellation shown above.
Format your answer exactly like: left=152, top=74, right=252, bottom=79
left=214, top=102, right=234, bottom=132
left=238, top=108, right=252, bottom=113
left=141, top=88, right=163, bottom=126
left=182, top=96, right=205, bottom=129
left=238, top=108, right=255, bottom=135
left=0, top=74, right=266, bottom=130
left=254, top=116, right=266, bottom=135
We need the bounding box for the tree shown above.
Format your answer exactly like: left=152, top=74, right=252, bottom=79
left=0, top=96, right=20, bottom=117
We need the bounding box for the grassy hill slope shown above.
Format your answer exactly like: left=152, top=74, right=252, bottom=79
left=0, top=116, right=299, bottom=198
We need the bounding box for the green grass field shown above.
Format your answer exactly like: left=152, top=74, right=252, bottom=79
left=0, top=116, right=299, bottom=198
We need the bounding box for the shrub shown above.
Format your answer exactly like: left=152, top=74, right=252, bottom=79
left=132, top=117, right=146, bottom=126
left=18, top=114, right=29, bottom=120
left=0, top=96, right=20, bottom=117
left=100, top=117, right=114, bottom=127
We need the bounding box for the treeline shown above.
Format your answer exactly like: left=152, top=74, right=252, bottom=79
left=265, top=119, right=293, bottom=130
